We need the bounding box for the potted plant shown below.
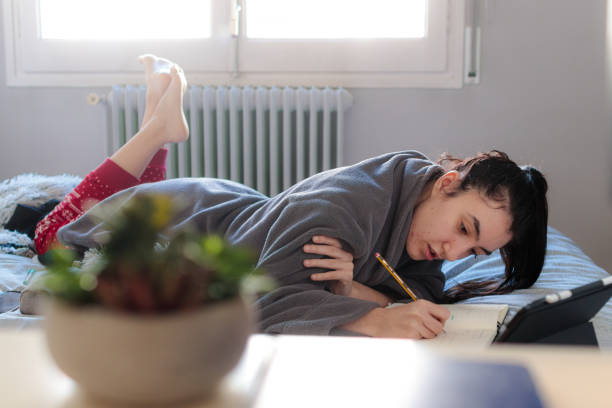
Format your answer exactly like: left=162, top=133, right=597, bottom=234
left=40, top=194, right=273, bottom=405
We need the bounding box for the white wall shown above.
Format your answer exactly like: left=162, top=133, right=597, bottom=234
left=1, top=0, right=611, bottom=272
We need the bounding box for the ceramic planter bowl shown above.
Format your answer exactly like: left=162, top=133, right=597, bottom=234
left=44, top=297, right=253, bottom=405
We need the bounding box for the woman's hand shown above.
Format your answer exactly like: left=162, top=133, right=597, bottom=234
left=303, top=235, right=354, bottom=296
left=340, top=300, right=450, bottom=339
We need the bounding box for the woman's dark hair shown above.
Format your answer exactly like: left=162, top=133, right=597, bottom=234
left=437, top=150, right=549, bottom=302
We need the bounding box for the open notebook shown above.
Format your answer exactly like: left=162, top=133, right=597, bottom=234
left=388, top=303, right=508, bottom=346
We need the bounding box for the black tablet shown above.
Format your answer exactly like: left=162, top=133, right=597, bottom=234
left=495, top=276, right=612, bottom=344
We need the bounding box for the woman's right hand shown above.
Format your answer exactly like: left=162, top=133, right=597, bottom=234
left=340, top=300, right=450, bottom=339
left=303, top=235, right=354, bottom=297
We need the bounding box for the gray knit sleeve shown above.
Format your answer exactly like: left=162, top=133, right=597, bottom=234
left=255, top=283, right=380, bottom=335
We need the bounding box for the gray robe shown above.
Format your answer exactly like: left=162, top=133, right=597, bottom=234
left=58, top=150, right=445, bottom=335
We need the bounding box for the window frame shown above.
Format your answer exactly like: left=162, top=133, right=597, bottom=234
left=3, top=0, right=466, bottom=88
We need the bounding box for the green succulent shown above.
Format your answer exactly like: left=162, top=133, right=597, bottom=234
left=43, top=194, right=275, bottom=313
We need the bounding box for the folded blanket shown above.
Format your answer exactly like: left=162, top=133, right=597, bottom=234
left=58, top=151, right=445, bottom=335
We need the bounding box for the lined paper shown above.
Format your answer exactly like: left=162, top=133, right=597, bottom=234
left=427, top=304, right=508, bottom=346
left=388, top=303, right=508, bottom=346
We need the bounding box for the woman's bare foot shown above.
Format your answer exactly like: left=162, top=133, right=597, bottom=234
left=108, top=57, right=187, bottom=179
left=138, top=54, right=174, bottom=126
left=152, top=65, right=189, bottom=143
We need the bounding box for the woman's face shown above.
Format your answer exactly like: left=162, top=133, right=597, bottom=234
left=406, top=171, right=513, bottom=262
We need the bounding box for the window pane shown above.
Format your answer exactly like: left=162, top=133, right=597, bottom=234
left=39, top=0, right=211, bottom=40
left=246, top=0, right=427, bottom=39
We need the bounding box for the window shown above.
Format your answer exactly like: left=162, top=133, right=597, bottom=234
left=39, top=0, right=212, bottom=40
left=2, top=0, right=466, bottom=87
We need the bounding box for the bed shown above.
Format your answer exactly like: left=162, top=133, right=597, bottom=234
left=0, top=174, right=610, bottom=345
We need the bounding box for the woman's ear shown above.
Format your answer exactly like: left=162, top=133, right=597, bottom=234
left=437, top=170, right=461, bottom=194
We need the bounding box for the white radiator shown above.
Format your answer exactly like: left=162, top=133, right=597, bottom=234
left=107, top=85, right=353, bottom=196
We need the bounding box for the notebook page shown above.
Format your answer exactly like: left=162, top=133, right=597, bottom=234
left=423, top=304, right=508, bottom=346
left=426, top=328, right=499, bottom=345
left=387, top=303, right=508, bottom=330
left=442, top=304, right=508, bottom=331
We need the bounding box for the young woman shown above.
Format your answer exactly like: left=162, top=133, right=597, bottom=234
left=35, top=56, right=548, bottom=339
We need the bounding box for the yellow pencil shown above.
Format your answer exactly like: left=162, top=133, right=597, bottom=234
left=375, top=252, right=419, bottom=302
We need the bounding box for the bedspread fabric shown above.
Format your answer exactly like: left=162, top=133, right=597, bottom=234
left=57, top=151, right=445, bottom=335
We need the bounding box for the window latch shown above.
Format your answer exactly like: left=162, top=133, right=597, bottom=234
left=231, top=0, right=242, bottom=38
left=464, top=0, right=481, bottom=85
left=230, top=0, right=243, bottom=78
